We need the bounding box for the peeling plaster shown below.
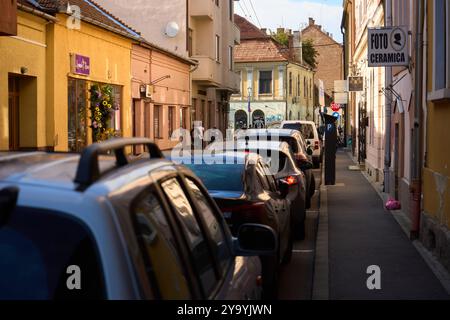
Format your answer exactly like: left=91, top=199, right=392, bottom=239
left=434, top=171, right=449, bottom=226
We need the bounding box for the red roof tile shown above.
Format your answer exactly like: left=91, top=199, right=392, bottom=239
left=20, top=0, right=140, bottom=39
left=235, top=39, right=289, bottom=63
left=234, top=14, right=268, bottom=40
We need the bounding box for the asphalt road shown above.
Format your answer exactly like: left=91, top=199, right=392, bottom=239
left=278, top=168, right=321, bottom=300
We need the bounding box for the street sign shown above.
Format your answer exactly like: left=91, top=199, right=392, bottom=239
left=334, top=80, right=348, bottom=93
left=348, top=76, right=364, bottom=92
left=318, top=79, right=325, bottom=107
left=334, top=92, right=348, bottom=104
left=368, top=27, right=409, bottom=67
left=331, top=102, right=341, bottom=112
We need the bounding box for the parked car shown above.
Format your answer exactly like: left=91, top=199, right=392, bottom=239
left=0, top=138, right=277, bottom=300
left=236, top=129, right=316, bottom=208
left=281, top=120, right=322, bottom=168
left=171, top=152, right=293, bottom=299
left=207, top=140, right=308, bottom=240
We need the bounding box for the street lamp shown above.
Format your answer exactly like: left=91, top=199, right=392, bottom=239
left=247, top=86, right=253, bottom=127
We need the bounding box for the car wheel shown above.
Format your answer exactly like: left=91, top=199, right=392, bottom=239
left=313, top=157, right=320, bottom=169
left=282, top=227, right=294, bottom=265
left=261, top=255, right=279, bottom=300
left=297, top=219, right=306, bottom=241
left=306, top=195, right=311, bottom=209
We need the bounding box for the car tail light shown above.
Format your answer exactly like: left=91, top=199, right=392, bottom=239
left=286, top=175, right=298, bottom=185
left=315, top=141, right=319, bottom=150
left=256, top=276, right=263, bottom=287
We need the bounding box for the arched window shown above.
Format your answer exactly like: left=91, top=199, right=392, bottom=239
left=234, top=110, right=248, bottom=129
left=252, top=110, right=265, bottom=128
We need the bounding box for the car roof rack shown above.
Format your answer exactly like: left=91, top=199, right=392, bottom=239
left=74, top=138, right=164, bottom=191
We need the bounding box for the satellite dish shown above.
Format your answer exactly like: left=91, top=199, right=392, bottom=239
left=165, top=22, right=180, bottom=38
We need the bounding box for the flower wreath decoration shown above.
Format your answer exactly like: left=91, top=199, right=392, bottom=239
left=89, top=83, right=121, bottom=142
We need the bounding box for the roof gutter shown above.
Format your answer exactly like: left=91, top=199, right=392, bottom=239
left=78, top=15, right=141, bottom=41
left=18, top=3, right=58, bottom=22
left=139, top=40, right=197, bottom=66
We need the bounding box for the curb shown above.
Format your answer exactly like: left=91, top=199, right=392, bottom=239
left=312, top=162, right=329, bottom=300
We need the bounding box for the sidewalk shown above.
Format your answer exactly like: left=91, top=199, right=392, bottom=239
left=327, top=150, right=449, bottom=299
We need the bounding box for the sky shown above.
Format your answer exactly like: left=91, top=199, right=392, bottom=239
left=235, top=0, right=344, bottom=43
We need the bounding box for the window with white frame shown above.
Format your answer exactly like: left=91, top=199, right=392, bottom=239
left=433, top=0, right=449, bottom=91
left=215, top=35, right=220, bottom=62
left=228, top=46, right=233, bottom=71
left=259, top=70, right=273, bottom=94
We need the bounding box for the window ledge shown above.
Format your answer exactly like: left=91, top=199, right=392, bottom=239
left=428, top=88, right=450, bottom=103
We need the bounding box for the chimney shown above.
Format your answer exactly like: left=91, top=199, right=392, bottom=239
left=261, top=28, right=267, bottom=34
left=288, top=34, right=294, bottom=59
left=293, top=31, right=303, bottom=64
left=309, top=17, right=315, bottom=26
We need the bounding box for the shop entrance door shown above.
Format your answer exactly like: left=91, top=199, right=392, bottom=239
left=8, top=75, right=20, bottom=151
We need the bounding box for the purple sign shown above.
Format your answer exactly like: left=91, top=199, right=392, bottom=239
left=73, top=54, right=90, bottom=76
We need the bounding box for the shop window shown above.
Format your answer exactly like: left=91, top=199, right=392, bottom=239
left=154, top=105, right=162, bottom=139
left=89, top=83, right=122, bottom=143
left=168, top=106, right=175, bottom=138
left=68, top=78, right=87, bottom=152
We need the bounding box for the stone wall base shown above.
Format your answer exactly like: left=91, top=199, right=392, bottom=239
left=420, top=213, right=450, bottom=274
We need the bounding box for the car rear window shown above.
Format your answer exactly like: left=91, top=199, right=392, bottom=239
left=186, top=163, right=245, bottom=192
left=282, top=123, right=315, bottom=139
left=0, top=207, right=105, bottom=300
left=257, top=150, right=287, bottom=174
left=279, top=137, right=299, bottom=153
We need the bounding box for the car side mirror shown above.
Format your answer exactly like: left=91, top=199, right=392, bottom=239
left=233, top=224, right=277, bottom=256
left=0, top=186, right=19, bottom=226
left=300, top=160, right=314, bottom=171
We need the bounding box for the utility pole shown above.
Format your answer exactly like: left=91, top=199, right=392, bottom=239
left=410, top=0, right=424, bottom=240
left=383, top=0, right=393, bottom=195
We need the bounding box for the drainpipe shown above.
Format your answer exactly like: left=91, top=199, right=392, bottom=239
left=410, top=0, right=424, bottom=240
left=383, top=0, right=393, bottom=194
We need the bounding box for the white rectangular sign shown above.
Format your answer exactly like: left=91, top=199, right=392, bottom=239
left=319, top=79, right=325, bottom=107
left=334, top=92, right=348, bottom=104
left=368, top=27, right=409, bottom=67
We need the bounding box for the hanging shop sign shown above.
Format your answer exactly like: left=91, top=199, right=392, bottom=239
left=368, top=27, right=409, bottom=67
left=348, top=76, right=364, bottom=92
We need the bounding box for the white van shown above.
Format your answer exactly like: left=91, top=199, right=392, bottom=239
left=280, top=120, right=322, bottom=168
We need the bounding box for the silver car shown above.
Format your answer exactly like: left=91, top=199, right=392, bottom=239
left=0, top=138, right=276, bottom=300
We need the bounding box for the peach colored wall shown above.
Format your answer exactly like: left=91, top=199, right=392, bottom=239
left=131, top=44, right=191, bottom=151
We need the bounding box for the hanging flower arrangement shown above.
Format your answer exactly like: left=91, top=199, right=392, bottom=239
left=89, top=83, right=121, bottom=142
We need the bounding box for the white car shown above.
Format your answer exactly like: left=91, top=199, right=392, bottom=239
left=281, top=120, right=322, bottom=168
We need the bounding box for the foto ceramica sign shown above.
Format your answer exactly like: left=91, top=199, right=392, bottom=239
left=368, top=27, right=409, bottom=67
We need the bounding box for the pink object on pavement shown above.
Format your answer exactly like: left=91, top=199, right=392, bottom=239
left=385, top=198, right=402, bottom=211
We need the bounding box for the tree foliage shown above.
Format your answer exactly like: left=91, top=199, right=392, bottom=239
left=302, top=39, right=319, bottom=69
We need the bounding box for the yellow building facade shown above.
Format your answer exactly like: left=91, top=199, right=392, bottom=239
left=47, top=14, right=135, bottom=152
left=0, top=8, right=53, bottom=151
left=422, top=0, right=450, bottom=229
left=1, top=1, right=137, bottom=152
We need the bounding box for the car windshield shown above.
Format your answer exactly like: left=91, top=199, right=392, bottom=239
left=283, top=123, right=315, bottom=139
left=186, top=163, right=245, bottom=192
left=0, top=206, right=105, bottom=300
